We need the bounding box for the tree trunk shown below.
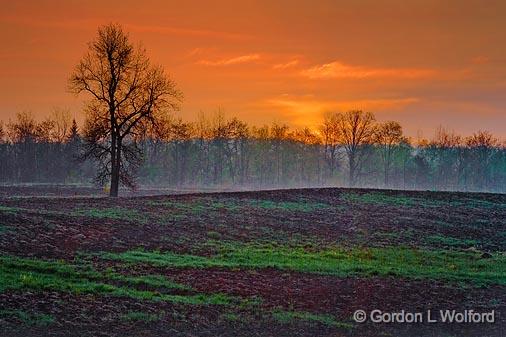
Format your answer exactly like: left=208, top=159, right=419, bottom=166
left=110, top=136, right=120, bottom=197
left=349, top=153, right=355, bottom=187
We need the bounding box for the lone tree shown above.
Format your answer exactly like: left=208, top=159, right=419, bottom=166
left=337, top=110, right=376, bottom=187
left=70, top=23, right=182, bottom=197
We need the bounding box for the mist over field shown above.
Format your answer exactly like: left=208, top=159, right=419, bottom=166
left=0, top=111, right=505, bottom=196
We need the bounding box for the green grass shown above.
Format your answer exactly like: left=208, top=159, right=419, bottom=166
left=0, top=204, right=148, bottom=223
left=341, top=192, right=506, bottom=210
left=221, top=312, right=240, bottom=321
left=0, top=224, right=14, bottom=234
left=272, top=310, right=353, bottom=329
left=425, top=234, right=479, bottom=248
left=457, top=198, right=506, bottom=209
left=100, top=242, right=506, bottom=286
left=120, top=274, right=191, bottom=291
left=148, top=198, right=241, bottom=214
left=120, top=311, right=163, bottom=322
left=245, top=199, right=329, bottom=212
left=0, top=255, right=233, bottom=305
left=0, top=309, right=54, bottom=326
left=0, top=205, right=21, bottom=214
left=371, top=231, right=403, bottom=240
left=71, top=207, right=147, bottom=223
left=149, top=198, right=329, bottom=214
left=340, top=192, right=423, bottom=207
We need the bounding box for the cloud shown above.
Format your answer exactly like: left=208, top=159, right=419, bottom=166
left=264, top=95, right=420, bottom=127
left=273, top=59, right=300, bottom=70
left=197, top=54, right=261, bottom=66
left=301, top=61, right=436, bottom=79
left=471, top=56, right=490, bottom=65
left=127, top=24, right=249, bottom=40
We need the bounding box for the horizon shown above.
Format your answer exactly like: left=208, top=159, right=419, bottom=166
left=1, top=0, right=506, bottom=139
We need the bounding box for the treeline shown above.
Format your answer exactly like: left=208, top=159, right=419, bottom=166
left=0, top=110, right=505, bottom=193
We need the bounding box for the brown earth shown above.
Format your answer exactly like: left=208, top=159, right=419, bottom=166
left=0, top=185, right=505, bottom=337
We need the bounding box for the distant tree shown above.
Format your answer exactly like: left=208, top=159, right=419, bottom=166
left=68, top=119, right=80, bottom=142
left=169, top=118, right=194, bottom=186
left=36, top=118, right=55, bottom=143
left=7, top=112, right=38, bottom=143
left=250, top=125, right=271, bottom=185
left=465, top=130, right=498, bottom=190
left=270, top=122, right=289, bottom=185
left=6, top=112, right=39, bottom=181
left=0, top=121, right=6, bottom=182
left=195, top=111, right=212, bottom=184
left=49, top=108, right=72, bottom=143
left=225, top=118, right=250, bottom=184
left=0, top=121, right=5, bottom=143
left=375, top=121, right=403, bottom=186
left=289, top=127, right=322, bottom=185
left=319, top=112, right=341, bottom=179
left=208, top=110, right=228, bottom=184
left=397, top=138, right=413, bottom=189
left=69, top=23, right=182, bottom=196
left=337, top=110, right=376, bottom=186
left=427, top=126, right=462, bottom=190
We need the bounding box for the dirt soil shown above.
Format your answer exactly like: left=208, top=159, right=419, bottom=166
left=0, top=185, right=505, bottom=337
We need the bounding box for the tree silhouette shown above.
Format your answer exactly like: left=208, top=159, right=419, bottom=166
left=375, top=121, right=403, bottom=186
left=69, top=23, right=182, bottom=196
left=319, top=112, right=342, bottom=180
left=337, top=110, right=376, bottom=187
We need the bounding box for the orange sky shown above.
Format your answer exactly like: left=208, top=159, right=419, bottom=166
left=1, top=0, right=506, bottom=138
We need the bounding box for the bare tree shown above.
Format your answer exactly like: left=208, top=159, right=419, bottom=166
left=375, top=121, right=403, bottom=187
left=7, top=112, right=38, bottom=143
left=270, top=123, right=289, bottom=185
left=465, top=130, right=498, bottom=190
left=225, top=118, right=250, bottom=184
left=69, top=23, right=182, bottom=196
left=6, top=112, right=39, bottom=181
left=0, top=121, right=4, bottom=143
left=427, top=126, right=462, bottom=190
left=169, top=118, right=194, bottom=186
left=319, top=111, right=341, bottom=179
left=337, top=110, right=376, bottom=186
left=49, top=108, right=72, bottom=143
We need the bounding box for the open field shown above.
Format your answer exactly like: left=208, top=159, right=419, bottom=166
left=0, top=186, right=505, bottom=336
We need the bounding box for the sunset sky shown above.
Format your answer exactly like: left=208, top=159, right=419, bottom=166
left=1, top=0, right=505, bottom=138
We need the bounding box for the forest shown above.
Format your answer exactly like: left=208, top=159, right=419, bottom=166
left=0, top=109, right=504, bottom=193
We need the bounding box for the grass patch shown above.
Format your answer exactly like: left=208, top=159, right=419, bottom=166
left=148, top=198, right=241, bottom=214
left=371, top=231, right=402, bottom=240
left=207, top=231, right=222, bottom=240
left=342, top=192, right=506, bottom=210
left=245, top=199, right=329, bottom=212
left=107, top=272, right=193, bottom=292
left=0, top=205, right=20, bottom=214
left=149, top=198, right=328, bottom=214
left=272, top=310, right=353, bottom=329
left=425, top=235, right=479, bottom=248
left=221, top=312, right=240, bottom=321
left=100, top=242, right=506, bottom=286
left=458, top=198, right=506, bottom=209
left=0, top=309, right=54, bottom=326
left=120, top=311, right=163, bottom=322
left=0, top=224, right=14, bottom=234
left=341, top=192, right=423, bottom=207
left=0, top=255, right=233, bottom=305
left=71, top=207, right=146, bottom=223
